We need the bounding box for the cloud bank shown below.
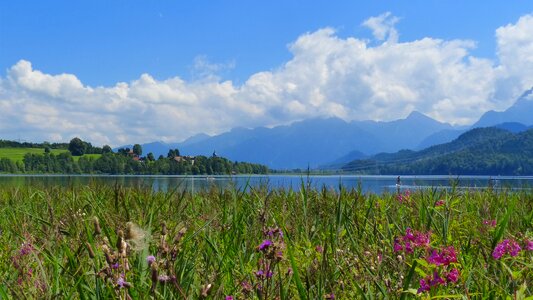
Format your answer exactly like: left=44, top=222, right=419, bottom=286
left=1, top=13, right=533, bottom=146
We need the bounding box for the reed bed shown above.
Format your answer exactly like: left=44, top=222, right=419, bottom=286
left=0, top=183, right=532, bottom=299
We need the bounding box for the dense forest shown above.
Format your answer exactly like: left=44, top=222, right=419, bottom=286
left=342, top=127, right=533, bottom=175
left=0, top=138, right=268, bottom=175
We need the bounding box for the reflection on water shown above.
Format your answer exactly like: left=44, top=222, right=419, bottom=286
left=1, top=174, right=533, bottom=194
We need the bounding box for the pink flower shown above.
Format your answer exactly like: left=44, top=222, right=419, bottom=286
left=526, top=240, right=533, bottom=251
left=393, top=239, right=403, bottom=252
left=446, top=268, right=459, bottom=283
left=435, top=199, right=445, bottom=207
left=418, top=278, right=430, bottom=293
left=493, top=239, right=522, bottom=259
left=225, top=296, right=234, bottom=300
left=483, top=219, right=497, bottom=227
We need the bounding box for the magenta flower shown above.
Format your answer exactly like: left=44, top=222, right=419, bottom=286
left=526, top=240, right=533, bottom=251
left=492, top=242, right=506, bottom=259
left=255, top=270, right=264, bottom=278
left=393, top=239, right=403, bottom=252
left=418, top=278, right=430, bottom=293
left=403, top=228, right=415, bottom=242
left=492, top=239, right=522, bottom=259
left=446, top=268, right=459, bottom=283
left=435, top=199, right=445, bottom=207
left=258, top=240, right=273, bottom=251
left=430, top=271, right=445, bottom=286
left=225, top=296, right=234, bottom=300
left=19, top=243, right=34, bottom=256
left=483, top=219, right=497, bottom=227
left=426, top=246, right=457, bottom=266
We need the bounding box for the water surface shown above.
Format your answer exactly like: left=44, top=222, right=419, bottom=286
left=1, top=174, right=532, bottom=194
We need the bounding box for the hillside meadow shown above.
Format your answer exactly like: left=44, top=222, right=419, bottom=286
left=0, top=183, right=532, bottom=299
left=0, top=147, right=101, bottom=162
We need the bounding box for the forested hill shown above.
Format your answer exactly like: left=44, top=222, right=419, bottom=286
left=341, top=127, right=533, bottom=175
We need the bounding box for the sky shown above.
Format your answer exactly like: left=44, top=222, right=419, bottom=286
left=1, top=1, right=533, bottom=146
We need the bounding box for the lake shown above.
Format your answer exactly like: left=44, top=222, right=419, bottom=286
left=1, top=174, right=533, bottom=194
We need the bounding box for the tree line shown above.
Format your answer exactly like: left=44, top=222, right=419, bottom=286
left=0, top=138, right=268, bottom=175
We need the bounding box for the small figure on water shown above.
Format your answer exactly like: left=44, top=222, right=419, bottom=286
left=396, top=175, right=401, bottom=194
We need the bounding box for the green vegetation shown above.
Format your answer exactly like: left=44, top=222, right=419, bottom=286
left=0, top=147, right=67, bottom=162
left=0, top=138, right=267, bottom=175
left=0, top=184, right=531, bottom=298
left=343, top=128, right=533, bottom=175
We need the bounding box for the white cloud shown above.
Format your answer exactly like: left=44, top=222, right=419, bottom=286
left=1, top=13, right=532, bottom=146
left=362, top=12, right=400, bottom=43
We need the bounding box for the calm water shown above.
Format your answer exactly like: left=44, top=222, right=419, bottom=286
left=1, top=174, right=533, bottom=194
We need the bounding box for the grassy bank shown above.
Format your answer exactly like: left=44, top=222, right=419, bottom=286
left=0, top=184, right=532, bottom=299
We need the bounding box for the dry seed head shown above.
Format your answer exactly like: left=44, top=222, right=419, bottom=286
left=200, top=283, right=212, bottom=298
left=173, top=227, right=187, bottom=244
left=86, top=242, right=95, bottom=259
left=93, top=217, right=101, bottom=235
left=116, top=230, right=125, bottom=252
left=161, top=222, right=167, bottom=236
left=151, top=262, right=159, bottom=285
left=125, top=222, right=148, bottom=251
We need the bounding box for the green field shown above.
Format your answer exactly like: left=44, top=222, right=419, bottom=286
left=0, top=147, right=100, bottom=162
left=0, top=184, right=531, bottom=299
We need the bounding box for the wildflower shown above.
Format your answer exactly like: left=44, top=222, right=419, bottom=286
left=146, top=255, right=156, bottom=265
left=286, top=267, right=293, bottom=275
left=404, top=241, right=413, bottom=253
left=258, top=240, right=273, bottom=251
left=116, top=274, right=130, bottom=288
left=426, top=246, right=457, bottom=266
left=446, top=268, right=459, bottom=283
left=483, top=219, right=497, bottom=227
left=435, top=199, right=445, bottom=207
left=20, top=243, right=34, bottom=256
left=418, top=278, right=430, bottom=293
left=430, top=271, right=445, bottom=286
left=225, top=296, right=234, bottom=300
left=403, top=228, right=415, bottom=241
left=492, top=239, right=521, bottom=259
left=316, top=245, right=324, bottom=253
left=241, top=281, right=252, bottom=294
left=526, top=240, right=533, bottom=251
left=393, top=239, right=403, bottom=252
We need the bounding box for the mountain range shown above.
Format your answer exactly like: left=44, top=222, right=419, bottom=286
left=118, top=87, right=533, bottom=170
left=342, top=127, right=533, bottom=175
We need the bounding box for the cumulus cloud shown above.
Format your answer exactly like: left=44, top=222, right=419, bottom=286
left=362, top=12, right=400, bottom=43
left=1, top=12, right=533, bottom=146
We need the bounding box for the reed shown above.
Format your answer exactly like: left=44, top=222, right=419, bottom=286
left=0, top=184, right=531, bottom=299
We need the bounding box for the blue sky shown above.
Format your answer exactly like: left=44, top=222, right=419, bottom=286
left=2, top=1, right=531, bottom=86
left=0, top=1, right=533, bottom=145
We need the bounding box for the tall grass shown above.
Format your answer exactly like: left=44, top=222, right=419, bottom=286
left=0, top=183, right=532, bottom=299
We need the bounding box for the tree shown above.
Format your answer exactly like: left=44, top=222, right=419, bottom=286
left=147, top=152, right=155, bottom=161
left=68, top=137, right=86, bottom=156
left=133, top=144, right=142, bottom=156
left=102, top=145, right=112, bottom=154
left=167, top=149, right=180, bottom=158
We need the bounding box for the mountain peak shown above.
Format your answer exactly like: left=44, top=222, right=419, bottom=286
left=406, top=111, right=428, bottom=120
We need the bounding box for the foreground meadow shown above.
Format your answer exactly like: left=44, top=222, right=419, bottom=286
left=0, top=183, right=532, bottom=299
